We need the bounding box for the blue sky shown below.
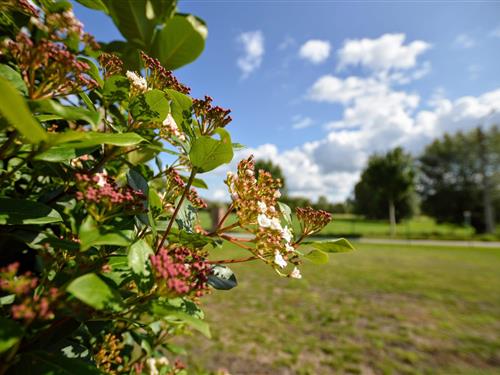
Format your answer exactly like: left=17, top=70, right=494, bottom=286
left=73, top=1, right=500, bottom=202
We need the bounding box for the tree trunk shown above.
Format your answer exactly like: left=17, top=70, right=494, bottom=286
left=389, top=199, right=396, bottom=237
left=477, top=128, right=496, bottom=233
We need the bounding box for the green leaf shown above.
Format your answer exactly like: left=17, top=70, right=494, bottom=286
left=67, top=273, right=123, bottom=311
left=79, top=216, right=133, bottom=251
left=0, top=76, right=47, bottom=143
left=207, top=265, right=237, bottom=290
left=0, top=295, right=15, bottom=306
left=0, top=316, right=22, bottom=354
left=35, top=146, right=97, bottom=163
left=303, top=249, right=329, bottom=264
left=278, top=202, right=292, bottom=225
left=130, top=89, right=169, bottom=122
left=127, top=168, right=149, bottom=224
left=0, top=64, right=27, bottom=95
left=102, top=74, right=129, bottom=104
left=189, top=129, right=233, bottom=173
left=7, top=351, right=104, bottom=374
left=308, top=238, right=355, bottom=253
left=75, top=0, right=109, bottom=13
left=78, top=57, right=104, bottom=87
left=174, top=199, right=197, bottom=233
left=0, top=198, right=62, bottom=225
left=152, top=302, right=211, bottom=338
left=104, top=0, right=174, bottom=48
left=165, top=88, right=193, bottom=136
left=48, top=131, right=146, bottom=148
left=30, top=99, right=101, bottom=127
left=128, top=239, right=153, bottom=276
left=152, top=14, right=207, bottom=70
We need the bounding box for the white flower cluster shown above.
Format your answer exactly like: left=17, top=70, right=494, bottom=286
left=126, top=70, right=148, bottom=93
left=257, top=200, right=301, bottom=279
left=146, top=357, right=169, bottom=375
left=162, top=113, right=186, bottom=141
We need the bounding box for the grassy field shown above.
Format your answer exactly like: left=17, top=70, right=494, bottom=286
left=178, top=243, right=500, bottom=375
left=198, top=211, right=500, bottom=241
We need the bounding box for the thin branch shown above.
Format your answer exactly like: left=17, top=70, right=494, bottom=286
left=208, top=255, right=258, bottom=264
left=156, top=169, right=196, bottom=252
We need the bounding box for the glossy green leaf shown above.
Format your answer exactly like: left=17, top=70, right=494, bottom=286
left=152, top=302, right=211, bottom=338
left=7, top=351, right=103, bottom=374
left=165, top=88, right=193, bottom=136
left=30, top=100, right=101, bottom=127
left=0, top=198, right=62, bottom=225
left=78, top=56, right=104, bottom=87
left=34, top=146, right=97, bottom=163
left=207, top=265, right=237, bottom=290
left=0, top=316, right=22, bottom=354
left=152, top=14, right=207, bottom=70
left=189, top=128, right=233, bottom=173
left=303, top=249, right=329, bottom=264
left=48, top=131, right=145, bottom=148
left=0, top=76, right=47, bottom=143
left=67, top=273, right=123, bottom=311
left=127, top=168, right=149, bottom=224
left=106, top=3, right=154, bottom=47
left=102, top=75, right=129, bottom=104
left=75, top=0, right=109, bottom=13
left=309, top=238, right=355, bottom=253
left=0, top=64, right=27, bottom=95
left=174, top=199, right=197, bottom=233
left=130, top=89, right=169, bottom=122
left=79, top=216, right=133, bottom=251
left=128, top=239, right=153, bottom=276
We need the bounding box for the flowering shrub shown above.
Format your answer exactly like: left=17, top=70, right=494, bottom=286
left=0, top=1, right=354, bottom=374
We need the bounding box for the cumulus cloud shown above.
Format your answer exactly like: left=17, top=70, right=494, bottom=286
left=237, top=30, right=264, bottom=78
left=337, top=33, right=431, bottom=72
left=299, top=39, right=331, bottom=64
left=292, top=116, right=314, bottom=129
left=204, top=32, right=499, bottom=204
left=453, top=33, right=476, bottom=48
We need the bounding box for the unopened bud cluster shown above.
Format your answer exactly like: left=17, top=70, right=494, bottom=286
left=296, top=207, right=332, bottom=235
left=98, top=53, right=123, bottom=78
left=94, top=333, right=124, bottom=375
left=0, top=262, right=59, bottom=322
left=166, top=168, right=207, bottom=209
left=140, top=51, right=191, bottom=94
left=193, top=95, right=232, bottom=134
left=75, top=172, right=145, bottom=214
left=150, top=247, right=210, bottom=297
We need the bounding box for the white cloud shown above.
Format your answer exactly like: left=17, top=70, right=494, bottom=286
left=237, top=30, right=264, bottom=78
left=453, top=33, right=476, bottom=48
left=299, top=39, right=331, bottom=64
left=337, top=33, right=431, bottom=71
left=308, top=75, right=387, bottom=104
left=292, top=116, right=314, bottom=129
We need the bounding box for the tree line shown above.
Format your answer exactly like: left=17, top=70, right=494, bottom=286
left=253, top=126, right=499, bottom=235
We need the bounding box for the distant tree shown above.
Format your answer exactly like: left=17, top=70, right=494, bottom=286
left=418, top=126, right=500, bottom=233
left=354, top=147, right=417, bottom=236
left=255, top=159, right=287, bottom=194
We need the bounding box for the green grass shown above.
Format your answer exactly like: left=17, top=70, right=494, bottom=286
left=178, top=243, right=500, bottom=374
left=198, top=211, right=500, bottom=241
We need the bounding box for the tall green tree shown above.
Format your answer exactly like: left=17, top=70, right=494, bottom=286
left=419, top=126, right=499, bottom=233
left=354, top=147, right=417, bottom=236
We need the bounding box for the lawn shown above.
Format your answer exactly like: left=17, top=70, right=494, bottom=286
left=178, top=243, right=500, bottom=375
